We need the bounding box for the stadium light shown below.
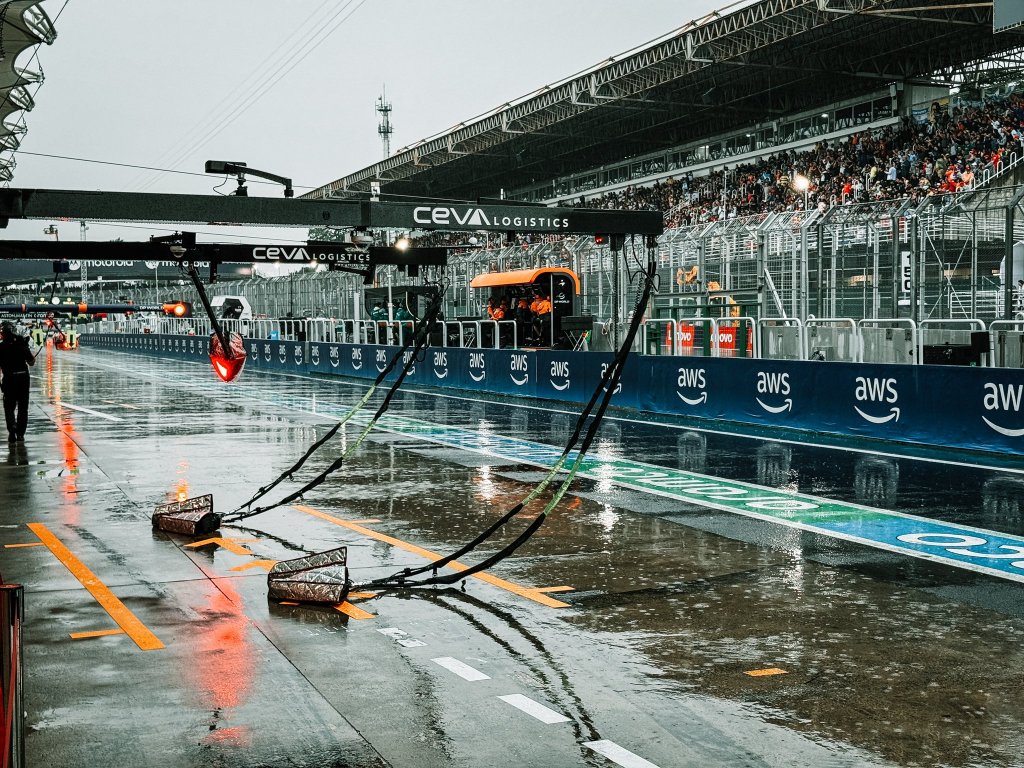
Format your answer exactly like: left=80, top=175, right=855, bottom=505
left=792, top=174, right=811, bottom=210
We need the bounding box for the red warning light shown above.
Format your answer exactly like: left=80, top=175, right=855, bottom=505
left=209, top=331, right=247, bottom=382
left=162, top=301, right=192, bottom=317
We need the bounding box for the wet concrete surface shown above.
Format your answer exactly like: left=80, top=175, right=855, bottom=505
left=2, top=345, right=1023, bottom=767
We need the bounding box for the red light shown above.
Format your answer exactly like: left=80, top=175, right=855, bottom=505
left=209, top=331, right=247, bottom=382
left=173, top=303, right=186, bottom=317
left=595, top=234, right=608, bottom=245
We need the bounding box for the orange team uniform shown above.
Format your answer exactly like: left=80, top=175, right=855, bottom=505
left=492, top=305, right=506, bottom=321
left=530, top=297, right=543, bottom=314
left=535, top=298, right=551, bottom=316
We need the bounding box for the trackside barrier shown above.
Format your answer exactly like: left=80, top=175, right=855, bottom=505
left=919, top=319, right=988, bottom=367
left=676, top=318, right=717, bottom=357
left=990, top=320, right=1024, bottom=369
left=859, top=318, right=919, bottom=365
left=806, top=318, right=859, bottom=362
left=715, top=316, right=756, bottom=358
left=757, top=318, right=805, bottom=361
left=80, top=333, right=1024, bottom=456
left=641, top=319, right=677, bottom=356
left=1, top=584, right=25, bottom=768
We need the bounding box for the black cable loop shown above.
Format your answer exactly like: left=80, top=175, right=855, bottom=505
left=224, top=287, right=445, bottom=522
left=362, top=245, right=659, bottom=591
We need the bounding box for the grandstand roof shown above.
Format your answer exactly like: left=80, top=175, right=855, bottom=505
left=0, top=1, right=56, bottom=182
left=306, top=0, right=1024, bottom=204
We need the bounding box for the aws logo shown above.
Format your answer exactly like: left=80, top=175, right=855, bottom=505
left=549, top=360, right=571, bottom=391
left=983, top=382, right=1024, bottom=437
left=469, top=352, right=486, bottom=382
left=510, top=353, right=529, bottom=386
left=278, top=344, right=288, bottom=364
left=854, top=376, right=900, bottom=424
left=310, top=346, right=320, bottom=366
left=249, top=342, right=258, bottom=357
left=294, top=346, right=303, bottom=365
left=676, top=367, right=706, bottom=405
left=601, top=362, right=623, bottom=394
left=402, top=349, right=416, bottom=375
left=375, top=348, right=388, bottom=373
left=433, top=351, right=448, bottom=379
left=755, top=371, right=792, bottom=414
left=329, top=345, right=340, bottom=368
left=263, top=343, right=272, bottom=363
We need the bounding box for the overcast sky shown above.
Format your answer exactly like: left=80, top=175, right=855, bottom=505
left=4, top=0, right=731, bottom=246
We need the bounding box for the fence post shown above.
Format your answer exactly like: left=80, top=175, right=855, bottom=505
left=1, top=583, right=25, bottom=768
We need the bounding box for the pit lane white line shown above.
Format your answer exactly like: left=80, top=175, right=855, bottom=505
left=432, top=657, right=490, bottom=682
left=584, top=740, right=661, bottom=768
left=56, top=403, right=123, bottom=421
left=497, top=694, right=570, bottom=724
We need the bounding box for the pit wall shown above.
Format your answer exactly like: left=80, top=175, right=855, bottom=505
left=83, top=333, right=1024, bottom=459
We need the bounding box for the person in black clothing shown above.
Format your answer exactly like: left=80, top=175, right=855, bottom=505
left=0, top=322, right=34, bottom=442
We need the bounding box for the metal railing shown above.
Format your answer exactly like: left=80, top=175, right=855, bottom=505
left=1, top=584, right=24, bottom=768
left=80, top=313, right=1022, bottom=367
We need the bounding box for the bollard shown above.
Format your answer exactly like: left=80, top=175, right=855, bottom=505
left=1, top=584, right=25, bottom=768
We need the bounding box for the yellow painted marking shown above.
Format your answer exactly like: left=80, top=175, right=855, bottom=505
left=28, top=522, right=165, bottom=651
left=185, top=537, right=258, bottom=556
left=69, top=628, right=126, bottom=640
left=745, top=667, right=788, bottom=677
left=335, top=602, right=375, bottom=620
left=229, top=559, right=277, bottom=572
left=293, top=505, right=572, bottom=608
left=4, top=542, right=45, bottom=549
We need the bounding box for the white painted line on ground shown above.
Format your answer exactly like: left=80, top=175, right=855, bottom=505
left=432, top=657, right=491, bottom=681
left=584, top=740, right=660, bottom=768
left=497, top=694, right=570, bottom=724
left=57, top=403, right=123, bottom=421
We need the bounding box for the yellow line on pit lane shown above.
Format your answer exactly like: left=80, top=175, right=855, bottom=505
left=292, top=505, right=572, bottom=609
left=28, top=522, right=164, bottom=651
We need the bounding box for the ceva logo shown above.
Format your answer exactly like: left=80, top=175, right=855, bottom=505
left=375, top=348, right=388, bottom=373
left=756, top=371, right=792, bottom=414
left=676, top=367, right=707, bottom=405
left=433, top=351, right=448, bottom=380
left=329, top=345, right=340, bottom=368
left=854, top=376, right=900, bottom=424
left=983, top=382, right=1024, bottom=437
left=510, top=353, right=529, bottom=386
left=469, top=352, right=486, bottom=382
left=549, top=360, right=571, bottom=391
left=414, top=207, right=491, bottom=227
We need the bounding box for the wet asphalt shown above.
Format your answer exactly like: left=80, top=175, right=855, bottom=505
left=2, top=345, right=1023, bottom=768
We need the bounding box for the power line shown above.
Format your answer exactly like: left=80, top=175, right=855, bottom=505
left=13, top=150, right=317, bottom=188
left=134, top=0, right=367, bottom=193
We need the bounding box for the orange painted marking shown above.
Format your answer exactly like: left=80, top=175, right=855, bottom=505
left=277, top=601, right=299, bottom=606
left=293, top=505, right=572, bottom=608
left=345, top=519, right=382, bottom=524
left=185, top=537, right=258, bottom=556
left=229, top=559, right=277, bottom=572
left=348, top=591, right=378, bottom=600
left=69, top=628, right=126, bottom=640
left=745, top=667, right=788, bottom=677
left=28, top=522, right=165, bottom=651
left=4, top=542, right=45, bottom=549
left=536, top=586, right=575, bottom=593
left=335, top=602, right=375, bottom=620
